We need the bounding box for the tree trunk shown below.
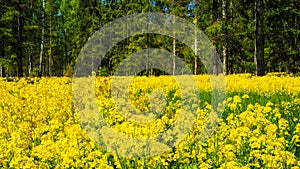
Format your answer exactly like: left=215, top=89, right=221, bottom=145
left=1, top=43, right=5, bottom=77
left=17, top=0, right=23, bottom=77
left=29, top=1, right=35, bottom=75
left=126, top=22, right=129, bottom=76
left=194, top=34, right=197, bottom=75
left=172, top=15, right=176, bottom=76
left=222, top=0, right=228, bottom=75
left=29, top=50, right=31, bottom=75
left=49, top=10, right=53, bottom=76
left=254, top=0, right=265, bottom=76
left=194, top=17, right=198, bottom=75
left=146, top=34, right=149, bottom=75
left=286, top=59, right=291, bottom=74
left=39, top=0, right=45, bottom=76
left=62, top=13, right=67, bottom=74
left=173, top=37, right=176, bottom=76
left=212, top=0, right=218, bottom=75
left=213, top=0, right=218, bottom=21
left=213, top=50, right=219, bottom=75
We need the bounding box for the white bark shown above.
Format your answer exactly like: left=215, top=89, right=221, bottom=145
left=173, top=38, right=176, bottom=76
left=194, top=18, right=197, bottom=75
left=222, top=0, right=227, bottom=75
left=172, top=16, right=176, bottom=76
left=39, top=0, right=45, bottom=76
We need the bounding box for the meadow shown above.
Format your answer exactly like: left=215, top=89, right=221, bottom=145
left=0, top=73, right=299, bottom=168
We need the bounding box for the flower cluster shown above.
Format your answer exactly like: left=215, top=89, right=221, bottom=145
left=0, top=75, right=299, bottom=168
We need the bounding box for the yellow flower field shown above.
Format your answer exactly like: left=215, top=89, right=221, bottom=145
left=0, top=74, right=299, bottom=168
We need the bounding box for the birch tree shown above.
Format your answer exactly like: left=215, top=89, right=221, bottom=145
left=39, top=0, right=46, bottom=76
left=222, top=0, right=228, bottom=75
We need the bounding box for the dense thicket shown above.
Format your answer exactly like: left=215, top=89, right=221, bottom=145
left=0, top=0, right=299, bottom=77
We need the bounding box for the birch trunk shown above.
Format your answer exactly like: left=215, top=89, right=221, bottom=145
left=212, top=0, right=218, bottom=75
left=49, top=10, right=53, bottom=76
left=222, top=0, right=228, bottom=75
left=39, top=0, right=45, bottom=76
left=172, top=16, right=176, bottom=76
left=194, top=18, right=197, bottom=75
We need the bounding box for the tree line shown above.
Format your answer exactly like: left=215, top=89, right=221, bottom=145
left=0, top=0, right=299, bottom=77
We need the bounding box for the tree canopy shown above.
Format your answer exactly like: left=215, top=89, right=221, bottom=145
left=0, top=0, right=299, bottom=77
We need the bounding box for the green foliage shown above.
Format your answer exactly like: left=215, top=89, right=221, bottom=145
left=0, top=0, right=299, bottom=76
